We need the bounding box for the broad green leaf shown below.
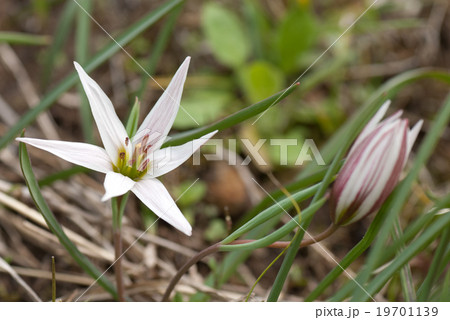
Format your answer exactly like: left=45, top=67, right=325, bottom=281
left=173, top=180, right=207, bottom=207
left=202, top=2, right=250, bottom=68
left=204, top=220, right=228, bottom=242
left=276, top=6, right=317, bottom=72
left=243, top=0, right=270, bottom=60
left=173, top=89, right=233, bottom=129
left=239, top=61, right=285, bottom=103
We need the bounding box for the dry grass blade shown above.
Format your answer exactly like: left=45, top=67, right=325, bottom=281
left=0, top=44, right=60, bottom=141
left=0, top=256, right=42, bottom=302
left=0, top=189, right=114, bottom=262
left=0, top=265, right=94, bottom=286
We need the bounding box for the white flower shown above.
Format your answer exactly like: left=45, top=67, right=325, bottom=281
left=17, top=57, right=216, bottom=236
left=330, top=100, right=423, bottom=226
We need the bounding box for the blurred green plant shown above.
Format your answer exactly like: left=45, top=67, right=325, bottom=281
left=7, top=0, right=450, bottom=303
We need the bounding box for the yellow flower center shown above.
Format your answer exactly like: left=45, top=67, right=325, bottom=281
left=113, top=136, right=151, bottom=180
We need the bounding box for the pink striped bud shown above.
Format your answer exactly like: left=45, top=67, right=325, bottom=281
left=331, top=101, right=423, bottom=226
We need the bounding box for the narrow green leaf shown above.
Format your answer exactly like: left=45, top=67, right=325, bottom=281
left=0, top=0, right=183, bottom=151
left=41, top=0, right=77, bottom=89
left=237, top=163, right=343, bottom=230
left=392, top=217, right=416, bottom=301
left=306, top=201, right=391, bottom=301
left=381, top=206, right=442, bottom=263
left=217, top=219, right=279, bottom=287
left=126, top=97, right=141, bottom=137
left=0, top=32, right=50, bottom=46
left=220, top=197, right=326, bottom=252
left=163, top=84, right=299, bottom=147
left=76, top=0, right=94, bottom=143
left=416, top=221, right=450, bottom=301
left=308, top=196, right=450, bottom=302
left=19, top=140, right=118, bottom=299
left=75, top=0, right=91, bottom=64
left=436, top=267, right=450, bottom=301
left=217, top=168, right=335, bottom=286
left=267, top=146, right=344, bottom=302
left=363, top=213, right=450, bottom=300
left=222, top=183, right=320, bottom=244
left=38, top=166, right=88, bottom=187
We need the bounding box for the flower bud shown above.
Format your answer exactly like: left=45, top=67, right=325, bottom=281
left=331, top=101, right=423, bottom=226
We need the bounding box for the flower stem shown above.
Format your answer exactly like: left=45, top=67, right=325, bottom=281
left=51, top=256, right=56, bottom=302
left=113, top=226, right=125, bottom=302
left=111, top=195, right=127, bottom=302
left=162, top=243, right=221, bottom=301
left=230, top=223, right=338, bottom=248
left=161, top=224, right=337, bottom=301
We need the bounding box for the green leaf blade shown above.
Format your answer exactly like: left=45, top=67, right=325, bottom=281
left=18, top=139, right=118, bottom=300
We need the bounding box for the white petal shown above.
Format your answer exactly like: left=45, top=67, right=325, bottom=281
left=102, top=171, right=135, bottom=201
left=353, top=122, right=406, bottom=221
left=17, top=137, right=112, bottom=173
left=74, top=62, right=130, bottom=164
left=350, top=100, right=391, bottom=154
left=132, top=179, right=192, bottom=235
left=336, top=121, right=399, bottom=217
left=147, top=130, right=217, bottom=178
left=133, top=57, right=191, bottom=152
left=406, top=120, right=423, bottom=158
left=381, top=110, right=403, bottom=125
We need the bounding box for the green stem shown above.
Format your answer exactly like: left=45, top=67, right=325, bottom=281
left=113, top=226, right=125, bottom=302
left=111, top=195, right=128, bottom=301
